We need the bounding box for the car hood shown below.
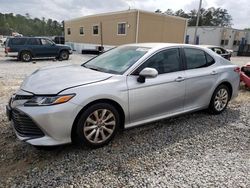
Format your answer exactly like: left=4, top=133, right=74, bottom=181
left=21, top=64, right=112, bottom=95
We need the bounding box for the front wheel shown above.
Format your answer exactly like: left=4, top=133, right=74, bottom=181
left=59, top=50, right=69, bottom=60
left=209, top=85, right=230, bottom=114
left=75, top=103, right=120, bottom=148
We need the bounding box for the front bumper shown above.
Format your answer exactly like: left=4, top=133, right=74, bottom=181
left=6, top=101, right=81, bottom=146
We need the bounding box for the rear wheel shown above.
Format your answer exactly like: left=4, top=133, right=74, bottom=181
left=59, top=50, right=69, bottom=60
left=209, top=85, right=230, bottom=114
left=75, top=103, right=120, bottom=148
left=20, top=51, right=32, bottom=62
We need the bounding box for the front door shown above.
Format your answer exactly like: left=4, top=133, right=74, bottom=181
left=40, top=38, right=58, bottom=57
left=127, top=48, right=186, bottom=125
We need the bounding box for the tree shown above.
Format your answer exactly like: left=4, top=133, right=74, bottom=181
left=155, top=7, right=233, bottom=27
left=164, top=9, right=174, bottom=16
left=0, top=13, right=63, bottom=36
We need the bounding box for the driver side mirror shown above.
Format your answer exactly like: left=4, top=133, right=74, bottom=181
left=137, top=67, right=158, bottom=83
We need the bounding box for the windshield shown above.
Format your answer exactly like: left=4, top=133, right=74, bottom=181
left=83, top=46, right=150, bottom=74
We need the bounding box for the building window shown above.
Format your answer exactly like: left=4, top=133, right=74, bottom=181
left=80, top=27, right=84, bottom=35
left=224, top=40, right=229, bottom=45
left=233, top=40, right=237, bottom=46
left=221, top=40, right=224, bottom=45
left=117, top=23, right=126, bottom=35
left=93, top=25, right=99, bottom=35
left=67, top=28, right=71, bottom=35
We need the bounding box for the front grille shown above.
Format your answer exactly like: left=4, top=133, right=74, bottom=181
left=12, top=109, right=44, bottom=137
left=14, top=95, right=33, bottom=101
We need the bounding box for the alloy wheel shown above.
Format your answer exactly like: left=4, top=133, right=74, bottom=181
left=214, top=88, right=228, bottom=111
left=83, top=109, right=116, bottom=144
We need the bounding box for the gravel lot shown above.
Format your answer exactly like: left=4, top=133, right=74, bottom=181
left=0, top=47, right=249, bottom=187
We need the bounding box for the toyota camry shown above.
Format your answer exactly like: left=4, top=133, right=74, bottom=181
left=6, top=43, right=240, bottom=148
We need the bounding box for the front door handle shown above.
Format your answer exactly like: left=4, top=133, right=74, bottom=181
left=175, top=77, right=185, bottom=82
left=211, top=71, right=217, bottom=75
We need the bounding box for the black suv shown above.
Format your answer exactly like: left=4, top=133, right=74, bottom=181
left=5, top=37, right=72, bottom=62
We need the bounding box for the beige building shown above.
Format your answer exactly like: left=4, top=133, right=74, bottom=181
left=64, top=9, right=187, bottom=52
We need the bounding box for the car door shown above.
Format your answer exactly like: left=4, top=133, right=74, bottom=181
left=40, top=38, right=58, bottom=57
left=127, top=48, right=186, bottom=125
left=183, top=47, right=218, bottom=110
left=26, top=38, right=43, bottom=57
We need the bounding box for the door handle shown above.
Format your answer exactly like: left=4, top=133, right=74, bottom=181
left=175, top=77, right=185, bottom=82
left=210, top=71, right=217, bottom=75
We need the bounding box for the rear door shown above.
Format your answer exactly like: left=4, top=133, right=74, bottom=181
left=127, top=48, right=186, bottom=124
left=26, top=38, right=43, bottom=57
left=183, top=47, right=218, bottom=110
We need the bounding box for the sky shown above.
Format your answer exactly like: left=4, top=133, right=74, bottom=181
left=0, top=0, right=249, bottom=29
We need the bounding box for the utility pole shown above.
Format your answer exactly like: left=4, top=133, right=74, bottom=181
left=193, top=0, right=202, bottom=44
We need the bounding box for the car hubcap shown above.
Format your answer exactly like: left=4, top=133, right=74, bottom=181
left=61, top=52, right=67, bottom=59
left=23, top=54, right=30, bottom=61
left=214, top=88, right=228, bottom=111
left=83, top=109, right=116, bottom=144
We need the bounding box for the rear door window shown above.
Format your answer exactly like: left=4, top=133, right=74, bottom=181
left=184, top=48, right=207, bottom=69
left=27, top=38, right=41, bottom=45
left=10, top=38, right=26, bottom=45
left=206, top=53, right=215, bottom=66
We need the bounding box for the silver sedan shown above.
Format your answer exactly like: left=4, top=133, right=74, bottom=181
left=6, top=43, right=240, bottom=148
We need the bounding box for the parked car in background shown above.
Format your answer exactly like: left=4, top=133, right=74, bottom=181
left=5, top=37, right=72, bottom=62
left=6, top=43, right=240, bottom=148
left=201, top=45, right=232, bottom=61
left=51, top=36, right=65, bottom=44
left=0, top=36, right=8, bottom=46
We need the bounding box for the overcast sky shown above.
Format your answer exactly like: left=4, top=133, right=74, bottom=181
left=0, top=0, right=249, bottom=29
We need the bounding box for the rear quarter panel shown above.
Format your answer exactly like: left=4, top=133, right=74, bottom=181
left=214, top=57, right=240, bottom=99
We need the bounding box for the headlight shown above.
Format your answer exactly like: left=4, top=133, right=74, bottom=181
left=24, top=94, right=75, bottom=106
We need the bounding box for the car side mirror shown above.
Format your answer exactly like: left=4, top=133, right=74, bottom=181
left=137, top=68, right=158, bottom=83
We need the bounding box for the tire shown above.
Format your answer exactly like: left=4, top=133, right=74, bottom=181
left=20, top=51, right=32, bottom=62
left=75, top=103, right=120, bottom=148
left=209, top=84, right=230, bottom=114
left=59, top=50, right=69, bottom=60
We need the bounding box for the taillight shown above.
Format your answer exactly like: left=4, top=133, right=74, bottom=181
left=5, top=47, right=11, bottom=53
left=234, top=67, right=240, bottom=73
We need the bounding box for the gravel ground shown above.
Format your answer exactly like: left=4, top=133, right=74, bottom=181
left=0, top=47, right=249, bottom=187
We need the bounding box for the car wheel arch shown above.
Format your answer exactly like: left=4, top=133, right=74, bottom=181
left=59, top=49, right=69, bottom=54
left=71, top=98, right=125, bottom=144
left=212, top=81, right=233, bottom=100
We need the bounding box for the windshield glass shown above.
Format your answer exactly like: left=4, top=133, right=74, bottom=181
left=83, top=46, right=150, bottom=74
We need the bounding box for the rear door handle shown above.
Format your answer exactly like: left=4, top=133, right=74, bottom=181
left=211, top=71, right=217, bottom=75
left=175, top=77, right=185, bottom=82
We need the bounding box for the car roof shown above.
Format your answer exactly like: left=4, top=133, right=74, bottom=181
left=124, top=43, right=210, bottom=51
left=199, top=45, right=224, bottom=49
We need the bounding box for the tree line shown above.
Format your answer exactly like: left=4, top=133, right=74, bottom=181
left=155, top=7, right=233, bottom=27
left=0, top=13, right=63, bottom=36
